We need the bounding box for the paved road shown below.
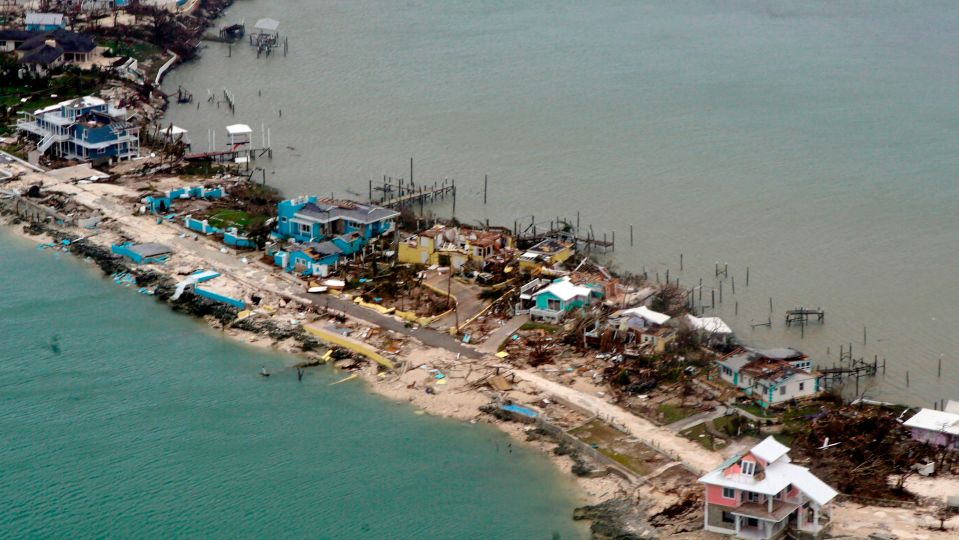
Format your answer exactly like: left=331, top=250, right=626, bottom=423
left=307, top=291, right=484, bottom=359
left=477, top=314, right=528, bottom=354
left=514, top=368, right=723, bottom=475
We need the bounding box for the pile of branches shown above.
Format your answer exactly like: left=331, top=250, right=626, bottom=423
left=786, top=404, right=939, bottom=500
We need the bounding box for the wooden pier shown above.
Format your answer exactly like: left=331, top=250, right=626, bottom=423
left=370, top=177, right=455, bottom=210
left=785, top=307, right=825, bottom=326
left=184, top=146, right=272, bottom=163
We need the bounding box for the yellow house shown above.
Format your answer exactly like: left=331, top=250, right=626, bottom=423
left=398, top=225, right=513, bottom=269
left=517, top=237, right=575, bottom=271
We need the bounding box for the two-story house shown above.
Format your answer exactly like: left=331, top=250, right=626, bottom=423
left=699, top=436, right=837, bottom=539
left=398, top=225, right=513, bottom=268
left=270, top=197, right=398, bottom=275
left=274, top=197, right=398, bottom=243
left=716, top=348, right=821, bottom=409
left=17, top=96, right=139, bottom=162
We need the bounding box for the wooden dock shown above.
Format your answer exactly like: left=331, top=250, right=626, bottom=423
left=185, top=146, right=272, bottom=162
left=371, top=177, right=455, bottom=210
left=785, top=307, right=824, bottom=326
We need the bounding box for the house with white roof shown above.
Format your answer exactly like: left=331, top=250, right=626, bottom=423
left=529, top=276, right=598, bottom=322
left=699, top=436, right=837, bottom=539
left=903, top=401, right=959, bottom=450
left=612, top=305, right=676, bottom=352
left=685, top=314, right=734, bottom=345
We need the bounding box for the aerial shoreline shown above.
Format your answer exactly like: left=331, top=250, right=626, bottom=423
left=0, top=2, right=959, bottom=538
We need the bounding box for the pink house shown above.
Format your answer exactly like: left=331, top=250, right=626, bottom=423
left=698, top=436, right=837, bottom=539
left=903, top=402, right=959, bottom=450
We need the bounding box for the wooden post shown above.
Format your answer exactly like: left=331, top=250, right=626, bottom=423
left=711, top=289, right=715, bottom=309
left=731, top=276, right=735, bottom=294
left=906, top=370, right=909, bottom=387
left=410, top=157, right=414, bottom=186
left=938, top=356, right=942, bottom=377
left=483, top=174, right=488, bottom=204
left=735, top=301, right=738, bottom=315
left=719, top=281, right=723, bottom=303
left=680, top=253, right=683, bottom=271
left=746, top=266, right=750, bottom=286
left=769, top=297, right=773, bottom=312
left=863, top=326, right=867, bottom=346
left=630, top=225, right=634, bottom=247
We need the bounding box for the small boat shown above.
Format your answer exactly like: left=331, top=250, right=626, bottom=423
left=322, top=279, right=345, bottom=289
left=307, top=286, right=328, bottom=294
left=259, top=366, right=270, bottom=377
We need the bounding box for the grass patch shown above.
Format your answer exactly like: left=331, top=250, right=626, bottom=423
left=206, top=209, right=250, bottom=230
left=657, top=403, right=697, bottom=424
left=176, top=161, right=230, bottom=177
left=519, top=321, right=560, bottom=333
left=105, top=39, right=162, bottom=63
left=568, top=418, right=662, bottom=476
left=782, top=404, right=823, bottom=427
left=680, top=423, right=726, bottom=451
left=733, top=401, right=773, bottom=418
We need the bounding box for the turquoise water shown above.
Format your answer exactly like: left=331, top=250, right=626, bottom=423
left=164, top=1, right=959, bottom=406
left=0, top=233, right=587, bottom=539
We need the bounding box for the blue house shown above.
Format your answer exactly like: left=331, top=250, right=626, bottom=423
left=17, top=96, right=139, bottom=162
left=270, top=197, right=398, bottom=274
left=25, top=13, right=67, bottom=32
left=529, top=277, right=599, bottom=323
left=274, top=196, right=399, bottom=243
left=144, top=185, right=225, bottom=214
left=273, top=241, right=344, bottom=276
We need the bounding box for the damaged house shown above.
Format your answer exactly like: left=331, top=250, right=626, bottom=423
left=716, top=348, right=820, bottom=409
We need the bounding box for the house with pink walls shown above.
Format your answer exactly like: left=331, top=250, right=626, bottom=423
left=698, top=437, right=837, bottom=539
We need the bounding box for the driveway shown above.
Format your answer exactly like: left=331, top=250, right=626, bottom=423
left=424, top=272, right=488, bottom=331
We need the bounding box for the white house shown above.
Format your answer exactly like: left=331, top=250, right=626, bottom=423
left=716, top=349, right=821, bottom=409
left=685, top=314, right=734, bottom=345
left=903, top=402, right=959, bottom=450
left=699, top=436, right=837, bottom=539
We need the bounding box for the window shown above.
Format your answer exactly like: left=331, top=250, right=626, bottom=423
left=780, top=385, right=787, bottom=395
left=748, top=491, right=759, bottom=503
left=740, top=461, right=755, bottom=476
left=721, top=511, right=735, bottom=524
left=722, top=487, right=735, bottom=499
left=799, top=382, right=805, bottom=391
left=547, top=298, right=561, bottom=311
left=299, top=222, right=311, bottom=234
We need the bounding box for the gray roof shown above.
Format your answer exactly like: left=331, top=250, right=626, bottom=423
left=0, top=29, right=35, bottom=41
left=254, top=18, right=279, bottom=31
left=296, top=201, right=399, bottom=225
left=757, top=347, right=803, bottom=360
left=19, top=29, right=95, bottom=54
left=20, top=44, right=61, bottom=65
left=717, top=352, right=754, bottom=372
left=128, top=243, right=172, bottom=258
left=25, top=13, right=65, bottom=26
left=301, top=241, right=343, bottom=258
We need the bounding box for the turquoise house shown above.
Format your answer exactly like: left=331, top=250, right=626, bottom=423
left=274, top=196, right=398, bottom=243
left=529, top=277, right=596, bottom=322
left=272, top=241, right=343, bottom=276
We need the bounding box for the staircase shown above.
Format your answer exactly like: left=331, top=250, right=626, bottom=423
left=37, top=134, right=56, bottom=154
